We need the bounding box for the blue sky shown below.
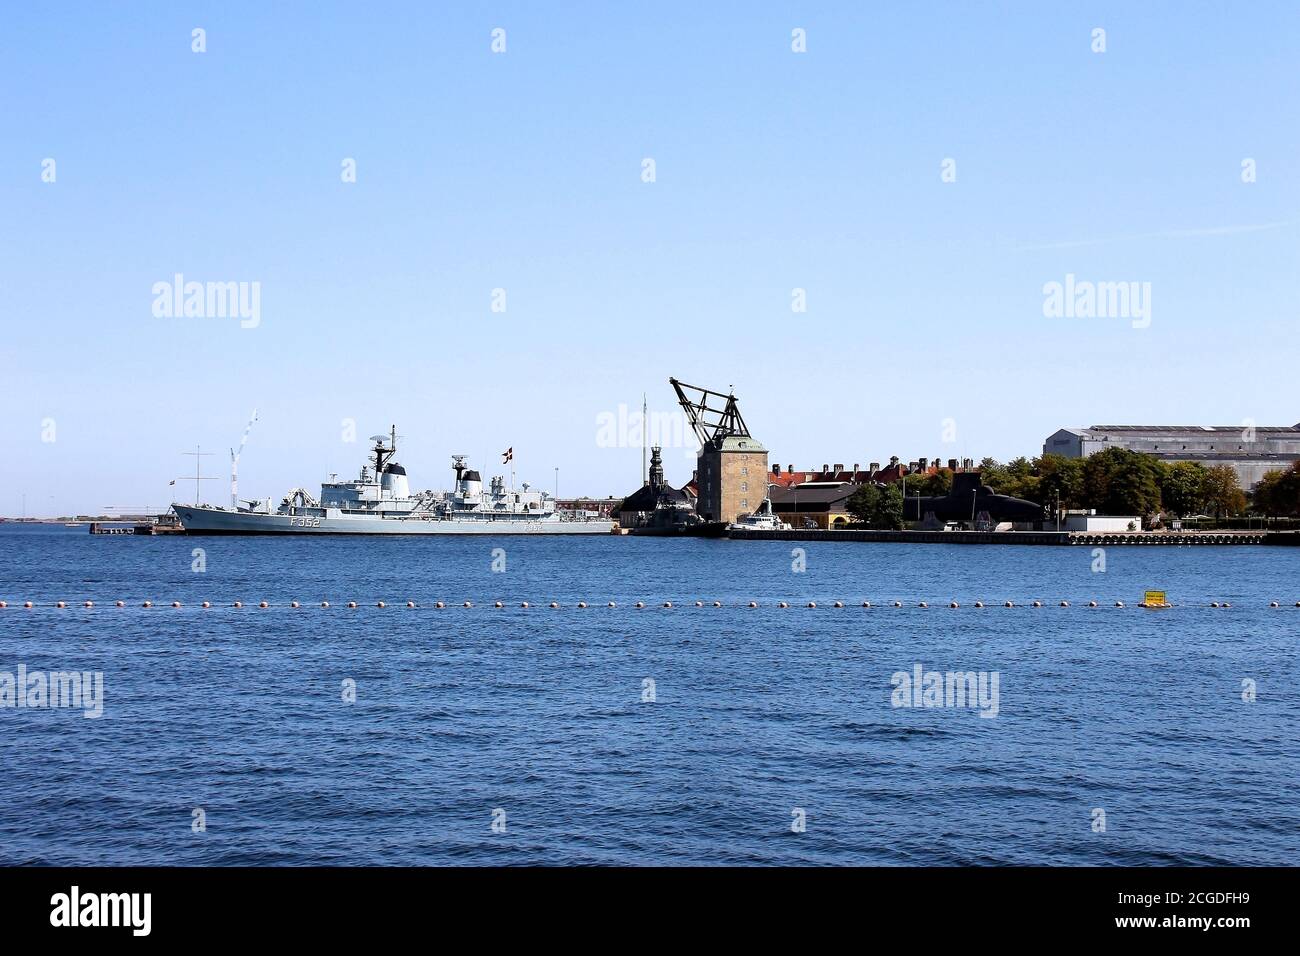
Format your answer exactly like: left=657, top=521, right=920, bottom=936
left=2, top=2, right=1297, bottom=514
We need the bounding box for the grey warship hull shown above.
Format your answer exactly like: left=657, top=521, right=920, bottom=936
left=173, top=504, right=613, bottom=535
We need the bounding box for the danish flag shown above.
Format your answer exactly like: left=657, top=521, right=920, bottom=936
left=502, top=447, right=513, bottom=464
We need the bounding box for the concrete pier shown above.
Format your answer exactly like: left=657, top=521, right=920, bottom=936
left=728, top=529, right=1269, bottom=546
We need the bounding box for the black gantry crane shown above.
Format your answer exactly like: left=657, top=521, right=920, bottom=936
left=669, top=377, right=751, bottom=445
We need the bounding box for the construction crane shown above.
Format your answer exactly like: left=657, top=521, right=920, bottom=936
left=230, top=409, right=259, bottom=508
left=669, top=377, right=751, bottom=445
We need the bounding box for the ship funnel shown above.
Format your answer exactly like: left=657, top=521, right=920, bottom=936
left=381, top=462, right=410, bottom=499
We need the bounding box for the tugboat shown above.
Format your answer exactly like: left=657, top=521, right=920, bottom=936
left=728, top=498, right=791, bottom=532
left=172, top=426, right=614, bottom=535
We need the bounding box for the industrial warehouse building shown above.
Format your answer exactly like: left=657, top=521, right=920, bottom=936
left=1043, top=424, right=1300, bottom=490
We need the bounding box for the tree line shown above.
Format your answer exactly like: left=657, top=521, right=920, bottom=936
left=851, top=447, right=1300, bottom=525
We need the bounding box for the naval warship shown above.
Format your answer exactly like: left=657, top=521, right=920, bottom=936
left=172, top=427, right=614, bottom=535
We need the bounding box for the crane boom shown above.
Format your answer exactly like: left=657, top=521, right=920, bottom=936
left=669, top=377, right=750, bottom=445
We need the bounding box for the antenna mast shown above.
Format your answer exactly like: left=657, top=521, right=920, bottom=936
left=181, top=446, right=216, bottom=505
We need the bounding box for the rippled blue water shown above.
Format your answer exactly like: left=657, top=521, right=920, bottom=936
left=0, top=525, right=1296, bottom=865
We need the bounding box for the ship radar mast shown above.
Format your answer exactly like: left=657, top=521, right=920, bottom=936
left=368, top=426, right=398, bottom=480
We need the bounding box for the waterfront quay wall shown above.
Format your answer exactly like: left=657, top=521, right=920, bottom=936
left=728, top=529, right=1271, bottom=546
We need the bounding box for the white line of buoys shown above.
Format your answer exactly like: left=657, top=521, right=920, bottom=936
left=13, top=597, right=1295, bottom=613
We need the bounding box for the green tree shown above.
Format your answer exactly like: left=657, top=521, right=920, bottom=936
left=1159, top=461, right=1205, bottom=517
left=1081, top=447, right=1162, bottom=517
left=929, top=468, right=954, bottom=495
left=846, top=483, right=905, bottom=529
left=907, top=469, right=952, bottom=497
left=1253, top=462, right=1300, bottom=515
left=977, top=457, right=1008, bottom=492
left=873, top=483, right=905, bottom=530
left=1200, top=465, right=1246, bottom=519
left=1034, top=454, right=1084, bottom=510
left=846, top=484, right=881, bottom=523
